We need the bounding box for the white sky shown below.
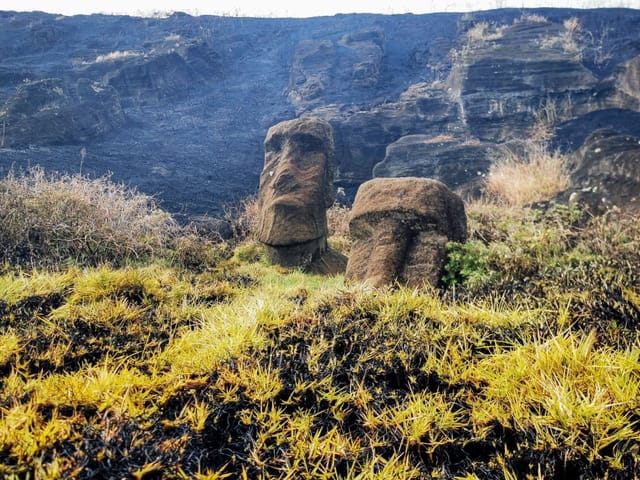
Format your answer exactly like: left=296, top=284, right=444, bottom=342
left=1, top=0, right=638, bottom=17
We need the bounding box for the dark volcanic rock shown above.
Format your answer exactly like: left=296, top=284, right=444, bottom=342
left=0, top=78, right=124, bottom=147
left=312, top=82, right=460, bottom=188
left=1, top=9, right=640, bottom=214
left=449, top=18, right=601, bottom=142
left=346, top=177, right=467, bottom=288
left=614, top=55, right=640, bottom=109
left=104, top=51, right=202, bottom=104
left=565, top=129, right=640, bottom=209
left=552, top=108, right=640, bottom=152
left=372, top=134, right=502, bottom=188
left=69, top=38, right=221, bottom=107
left=288, top=28, right=385, bottom=113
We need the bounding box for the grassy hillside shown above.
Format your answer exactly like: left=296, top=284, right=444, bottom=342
left=0, top=168, right=639, bottom=479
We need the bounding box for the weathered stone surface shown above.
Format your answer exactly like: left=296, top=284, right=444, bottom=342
left=564, top=129, right=640, bottom=210
left=288, top=28, right=385, bottom=113
left=257, top=117, right=339, bottom=269
left=104, top=52, right=196, bottom=104
left=372, top=134, right=502, bottom=188
left=346, top=177, right=467, bottom=288
left=613, top=55, right=640, bottom=109
left=552, top=108, right=640, bottom=153
left=311, top=83, right=460, bottom=191
left=1, top=10, right=640, bottom=214
left=449, top=19, right=601, bottom=142
left=0, top=78, right=124, bottom=148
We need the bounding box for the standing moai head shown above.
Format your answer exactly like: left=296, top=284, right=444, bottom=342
left=346, top=177, right=467, bottom=288
left=257, top=117, right=335, bottom=268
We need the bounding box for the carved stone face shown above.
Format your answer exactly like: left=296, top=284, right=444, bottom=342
left=346, top=177, right=467, bottom=288
left=257, top=118, right=335, bottom=248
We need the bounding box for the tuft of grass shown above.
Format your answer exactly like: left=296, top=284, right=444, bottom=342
left=484, top=143, right=569, bottom=207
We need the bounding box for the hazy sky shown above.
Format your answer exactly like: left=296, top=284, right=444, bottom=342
left=2, top=0, right=639, bottom=17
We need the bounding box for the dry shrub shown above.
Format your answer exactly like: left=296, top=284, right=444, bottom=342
left=466, top=22, right=505, bottom=44
left=326, top=202, right=352, bottom=255
left=326, top=203, right=351, bottom=239
left=224, top=194, right=260, bottom=243
left=485, top=137, right=569, bottom=207
left=561, top=17, right=583, bottom=58
left=0, top=167, right=178, bottom=266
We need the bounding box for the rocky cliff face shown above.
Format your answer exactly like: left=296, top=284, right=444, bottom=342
left=1, top=9, right=639, bottom=215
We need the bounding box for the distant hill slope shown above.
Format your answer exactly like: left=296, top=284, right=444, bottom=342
left=1, top=9, right=640, bottom=215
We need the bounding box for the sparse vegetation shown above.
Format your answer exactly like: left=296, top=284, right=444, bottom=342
left=92, top=50, right=142, bottom=63
left=540, top=16, right=586, bottom=60
left=0, top=160, right=638, bottom=479
left=465, top=21, right=506, bottom=44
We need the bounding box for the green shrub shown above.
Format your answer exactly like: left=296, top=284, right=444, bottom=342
left=444, top=200, right=639, bottom=315
left=443, top=240, right=494, bottom=289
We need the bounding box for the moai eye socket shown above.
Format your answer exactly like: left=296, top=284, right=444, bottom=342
left=290, top=133, right=324, bottom=152
left=265, top=134, right=284, bottom=154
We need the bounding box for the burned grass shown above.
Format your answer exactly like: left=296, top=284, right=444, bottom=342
left=0, top=205, right=639, bottom=479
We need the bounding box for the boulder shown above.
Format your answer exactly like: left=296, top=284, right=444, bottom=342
left=346, top=177, right=467, bottom=288
left=257, top=117, right=345, bottom=271
left=372, top=134, right=502, bottom=188
left=564, top=129, right=640, bottom=210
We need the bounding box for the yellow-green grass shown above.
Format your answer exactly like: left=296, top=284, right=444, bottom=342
left=0, top=235, right=638, bottom=479
left=1, top=186, right=639, bottom=478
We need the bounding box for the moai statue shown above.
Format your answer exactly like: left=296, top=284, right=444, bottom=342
left=257, top=117, right=337, bottom=269
left=346, top=177, right=467, bottom=288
